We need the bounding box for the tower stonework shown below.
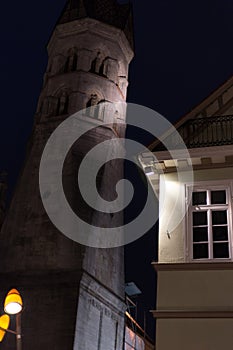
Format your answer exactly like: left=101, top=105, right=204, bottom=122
left=0, top=1, right=133, bottom=349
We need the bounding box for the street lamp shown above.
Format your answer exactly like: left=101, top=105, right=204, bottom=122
left=0, top=314, right=10, bottom=341
left=0, top=289, right=23, bottom=350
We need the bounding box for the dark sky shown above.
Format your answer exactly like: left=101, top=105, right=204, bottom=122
left=1, top=0, right=233, bottom=341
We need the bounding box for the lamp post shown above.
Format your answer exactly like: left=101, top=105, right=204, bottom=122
left=0, top=289, right=23, bottom=350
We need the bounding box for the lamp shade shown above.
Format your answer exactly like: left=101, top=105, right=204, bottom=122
left=4, top=289, right=23, bottom=315
left=0, top=314, right=10, bottom=342
left=144, top=166, right=154, bottom=176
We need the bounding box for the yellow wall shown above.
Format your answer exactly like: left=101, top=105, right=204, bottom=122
left=156, top=319, right=233, bottom=350
left=156, top=166, right=233, bottom=349
left=158, top=167, right=233, bottom=263
left=157, top=269, right=233, bottom=309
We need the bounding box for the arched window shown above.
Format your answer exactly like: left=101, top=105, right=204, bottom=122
left=57, top=92, right=69, bottom=115
left=97, top=100, right=105, bottom=120
left=40, top=91, right=69, bottom=117
left=72, top=53, right=78, bottom=71
left=90, top=52, right=103, bottom=74
left=86, top=94, right=105, bottom=120
left=90, top=58, right=97, bottom=73
left=99, top=62, right=105, bottom=76
left=63, top=50, right=78, bottom=73
left=86, top=94, right=99, bottom=118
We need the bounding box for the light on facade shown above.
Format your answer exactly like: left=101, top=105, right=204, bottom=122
left=144, top=166, right=154, bottom=176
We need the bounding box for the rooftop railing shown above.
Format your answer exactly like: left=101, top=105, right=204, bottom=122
left=154, top=115, right=233, bottom=151
left=180, top=114, right=233, bottom=148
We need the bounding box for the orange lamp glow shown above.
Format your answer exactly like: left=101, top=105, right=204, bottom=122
left=4, top=289, right=23, bottom=315
left=0, top=314, right=10, bottom=342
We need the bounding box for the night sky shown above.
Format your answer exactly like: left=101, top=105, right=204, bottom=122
left=1, top=0, right=233, bottom=341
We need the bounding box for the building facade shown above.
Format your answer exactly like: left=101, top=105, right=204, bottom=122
left=144, top=77, right=233, bottom=349
left=0, top=1, right=133, bottom=349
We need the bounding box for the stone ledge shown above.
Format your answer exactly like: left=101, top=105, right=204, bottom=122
left=152, top=261, right=233, bottom=271
left=151, top=310, right=233, bottom=319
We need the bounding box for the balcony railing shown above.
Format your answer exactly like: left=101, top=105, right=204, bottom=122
left=180, top=114, right=233, bottom=148
left=154, top=115, right=233, bottom=151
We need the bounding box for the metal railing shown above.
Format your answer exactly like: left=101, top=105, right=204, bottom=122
left=179, top=114, right=233, bottom=148
left=150, top=115, right=233, bottom=152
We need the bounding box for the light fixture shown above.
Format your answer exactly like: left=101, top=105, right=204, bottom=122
left=144, top=166, right=154, bottom=176
left=4, top=289, right=23, bottom=315
left=1, top=289, right=23, bottom=350
left=125, top=282, right=142, bottom=297
left=0, top=314, right=10, bottom=342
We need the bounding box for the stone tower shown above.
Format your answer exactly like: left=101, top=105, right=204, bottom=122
left=0, top=1, right=134, bottom=349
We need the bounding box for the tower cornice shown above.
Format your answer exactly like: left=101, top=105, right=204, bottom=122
left=48, top=18, right=134, bottom=63
left=57, top=0, right=134, bottom=49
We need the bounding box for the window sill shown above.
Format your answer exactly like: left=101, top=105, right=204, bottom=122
left=152, top=261, right=233, bottom=271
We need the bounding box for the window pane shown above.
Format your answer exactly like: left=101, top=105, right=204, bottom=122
left=213, top=243, right=229, bottom=258
left=193, top=211, right=207, bottom=226
left=192, top=192, right=207, bottom=205
left=193, top=227, right=208, bottom=242
left=193, top=243, right=208, bottom=259
left=213, top=226, right=228, bottom=241
left=211, top=190, right=226, bottom=204
left=212, top=211, right=227, bottom=225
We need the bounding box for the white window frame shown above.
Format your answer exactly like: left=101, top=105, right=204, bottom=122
left=186, top=181, right=233, bottom=262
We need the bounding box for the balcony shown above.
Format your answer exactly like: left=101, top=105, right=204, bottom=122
left=154, top=115, right=233, bottom=151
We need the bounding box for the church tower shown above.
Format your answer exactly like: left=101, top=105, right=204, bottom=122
left=0, top=1, right=133, bottom=349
